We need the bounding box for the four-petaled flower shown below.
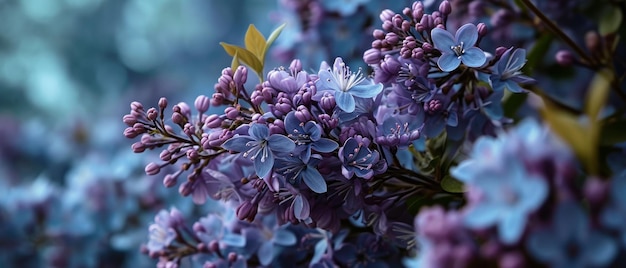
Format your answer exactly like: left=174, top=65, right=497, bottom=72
left=431, top=23, right=486, bottom=72
left=490, top=47, right=534, bottom=93
left=284, top=111, right=338, bottom=162
left=316, top=57, right=383, bottom=113
left=338, top=136, right=380, bottom=180
left=222, top=124, right=295, bottom=178
left=275, top=155, right=327, bottom=193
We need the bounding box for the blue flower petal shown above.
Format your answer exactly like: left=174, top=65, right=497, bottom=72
left=311, top=239, right=328, bottom=264
left=527, top=229, right=564, bottom=262
left=504, top=80, right=525, bottom=93
left=312, top=138, right=339, bottom=153
left=222, top=233, right=246, bottom=247
left=274, top=229, right=297, bottom=246
left=349, top=83, right=383, bottom=98
left=267, top=134, right=296, bottom=152
left=254, top=150, right=274, bottom=178
left=456, top=23, right=479, bottom=47
left=302, top=167, right=327, bottom=193
left=584, top=232, right=617, bottom=266
left=461, top=47, right=486, bottom=67
left=222, top=136, right=255, bottom=152
left=464, top=202, right=501, bottom=229
left=249, top=124, right=269, bottom=140
left=258, top=241, right=274, bottom=266
left=431, top=27, right=456, bottom=51
left=335, top=91, right=356, bottom=112
left=500, top=210, right=527, bottom=244
left=437, top=53, right=461, bottom=72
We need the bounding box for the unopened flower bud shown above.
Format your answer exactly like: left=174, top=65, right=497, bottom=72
left=555, top=50, right=575, bottom=66
left=379, top=9, right=394, bottom=22
left=147, top=108, right=158, bottom=121
left=295, top=105, right=313, bottom=122
left=233, top=66, right=248, bottom=86
left=132, top=142, right=145, bottom=153
left=123, top=114, right=137, bottom=126
left=289, top=59, right=302, bottom=73
left=204, top=114, right=222, bottom=128
left=228, top=253, right=237, bottom=263
left=171, top=112, right=185, bottom=125
left=225, top=107, right=239, bottom=120
left=177, top=102, right=191, bottom=117
left=211, top=92, right=225, bottom=106
left=145, top=162, right=161, bottom=175
left=179, top=181, right=192, bottom=196
left=158, top=97, right=168, bottom=109
left=124, top=127, right=138, bottom=138
left=477, top=22, right=487, bottom=37
left=209, top=241, right=220, bottom=253
left=131, top=101, right=144, bottom=111
left=439, top=0, right=451, bottom=16
left=495, top=46, right=508, bottom=57
left=163, top=174, right=177, bottom=188
left=194, top=95, right=210, bottom=113
left=372, top=29, right=385, bottom=40
left=585, top=31, right=600, bottom=54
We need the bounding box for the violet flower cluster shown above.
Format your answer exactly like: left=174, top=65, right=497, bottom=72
left=123, top=0, right=626, bottom=267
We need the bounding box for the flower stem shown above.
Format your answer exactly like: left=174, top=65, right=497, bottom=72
left=518, top=0, right=598, bottom=68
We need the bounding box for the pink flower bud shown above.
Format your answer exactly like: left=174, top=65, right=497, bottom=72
left=131, top=101, right=144, bottom=111
left=194, top=95, right=210, bottom=113
left=132, top=142, right=145, bottom=153
left=147, top=108, right=158, bottom=121
left=145, top=162, right=161, bottom=175
left=123, top=114, right=137, bottom=126
left=158, top=97, right=168, bottom=109
left=439, top=0, right=451, bottom=16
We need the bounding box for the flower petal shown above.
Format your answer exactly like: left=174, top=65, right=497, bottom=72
left=302, top=167, right=327, bottom=193
left=273, top=229, right=297, bottom=246
left=461, top=47, right=486, bottom=67
left=499, top=210, right=526, bottom=244
left=267, top=134, right=296, bottom=152
left=312, top=138, right=339, bottom=153
left=258, top=241, right=274, bottom=266
left=430, top=27, right=456, bottom=51
left=507, top=48, right=527, bottom=72
left=248, top=123, right=269, bottom=140
left=437, top=53, right=461, bottom=72
left=222, top=136, right=255, bottom=152
left=335, top=91, right=356, bottom=112
left=456, top=23, right=479, bottom=47
left=349, top=83, right=383, bottom=98
left=254, top=149, right=274, bottom=178
left=464, top=202, right=501, bottom=229
left=527, top=229, right=564, bottom=263
left=584, top=232, right=617, bottom=266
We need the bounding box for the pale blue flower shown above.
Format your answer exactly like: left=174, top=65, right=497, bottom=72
left=431, top=23, right=486, bottom=72
left=222, top=124, right=295, bottom=178
left=490, top=47, right=534, bottom=93
left=316, top=57, right=383, bottom=113
left=528, top=202, right=617, bottom=268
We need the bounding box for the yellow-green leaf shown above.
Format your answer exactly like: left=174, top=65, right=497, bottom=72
left=263, top=23, right=286, bottom=60
left=585, top=68, right=613, bottom=121
left=541, top=104, right=596, bottom=173
left=244, top=24, right=266, bottom=61
left=441, top=175, right=465, bottom=193
left=230, top=51, right=240, bottom=73
left=599, top=7, right=623, bottom=35
left=220, top=42, right=263, bottom=75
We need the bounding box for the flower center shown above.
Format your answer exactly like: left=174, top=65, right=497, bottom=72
left=451, top=42, right=465, bottom=57
left=327, top=63, right=366, bottom=92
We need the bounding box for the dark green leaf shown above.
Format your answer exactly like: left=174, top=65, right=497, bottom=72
left=441, top=175, right=465, bottom=193
left=523, top=34, right=553, bottom=74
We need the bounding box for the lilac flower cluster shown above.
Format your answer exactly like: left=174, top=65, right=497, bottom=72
left=122, top=0, right=626, bottom=267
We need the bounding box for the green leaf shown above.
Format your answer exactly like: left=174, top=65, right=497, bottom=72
left=263, top=23, right=286, bottom=60
left=599, top=7, right=623, bottom=35
left=230, top=51, right=240, bottom=73
left=522, top=34, right=553, bottom=74
left=244, top=24, right=266, bottom=61
left=220, top=42, right=264, bottom=75
left=585, top=68, right=612, bottom=121
left=441, top=175, right=465, bottom=193
left=541, top=103, right=596, bottom=173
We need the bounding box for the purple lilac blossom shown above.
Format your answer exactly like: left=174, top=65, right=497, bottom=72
left=222, top=123, right=295, bottom=178
left=315, top=57, right=383, bottom=113
left=431, top=23, right=487, bottom=72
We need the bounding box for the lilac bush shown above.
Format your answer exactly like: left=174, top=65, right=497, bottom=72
left=111, top=0, right=626, bottom=267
